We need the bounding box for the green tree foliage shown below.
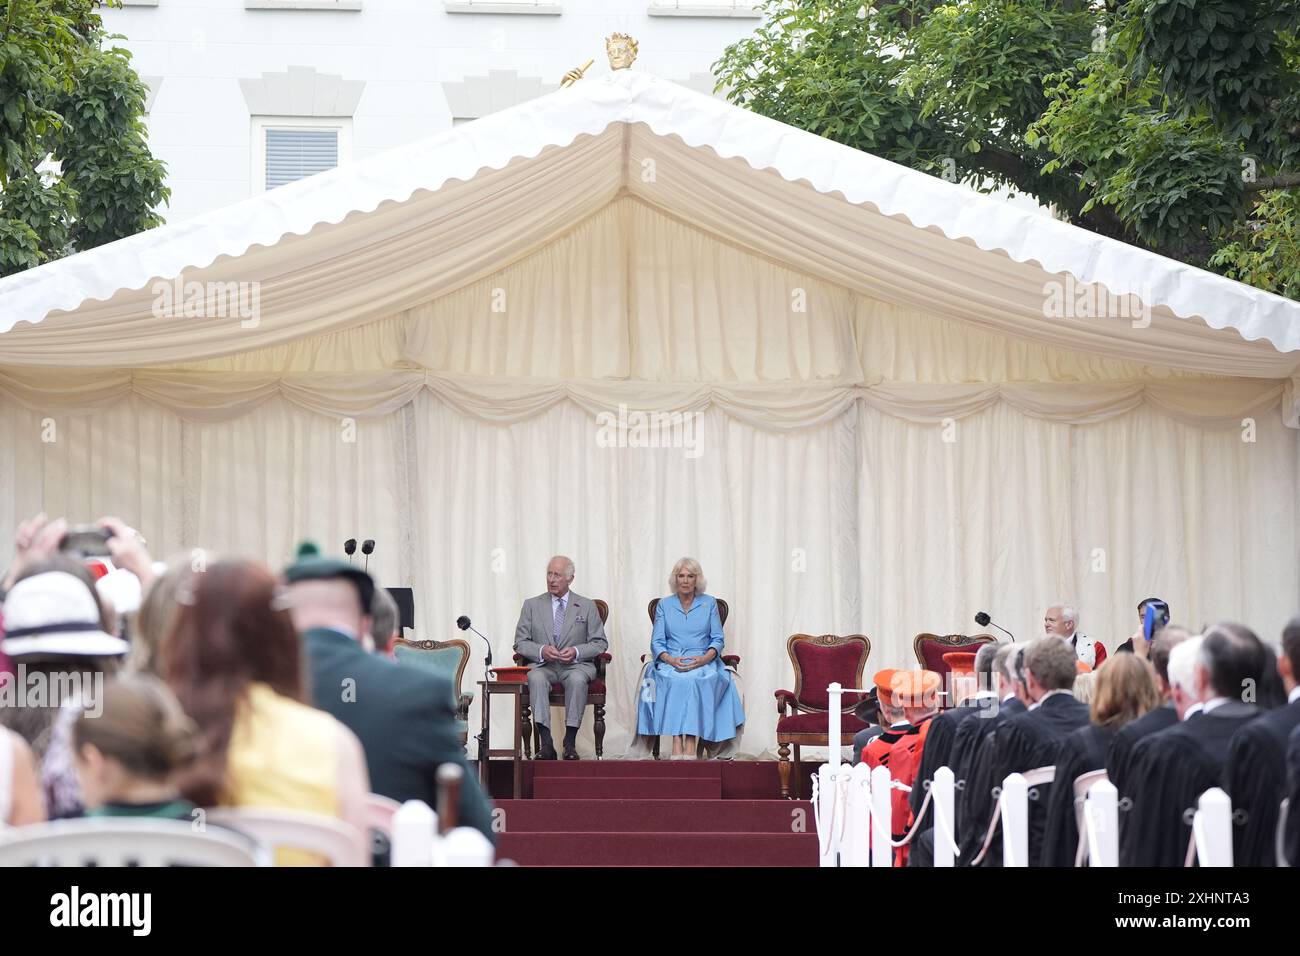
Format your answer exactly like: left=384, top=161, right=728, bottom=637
left=0, top=0, right=168, bottom=276
left=715, top=0, right=1300, bottom=298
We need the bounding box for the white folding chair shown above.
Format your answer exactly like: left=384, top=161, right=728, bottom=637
left=1072, top=768, right=1109, bottom=866
left=364, top=794, right=401, bottom=838
left=1188, top=788, right=1232, bottom=867
left=204, top=808, right=369, bottom=867
left=970, top=765, right=1054, bottom=867
left=1276, top=797, right=1290, bottom=867
left=0, top=818, right=266, bottom=866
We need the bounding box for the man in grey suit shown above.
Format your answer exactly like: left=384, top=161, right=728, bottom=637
left=514, top=555, right=608, bottom=760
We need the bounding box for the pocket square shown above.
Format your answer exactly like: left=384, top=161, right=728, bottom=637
left=575, top=615, right=586, bottom=624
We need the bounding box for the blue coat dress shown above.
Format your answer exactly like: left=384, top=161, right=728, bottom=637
left=636, top=594, right=745, bottom=742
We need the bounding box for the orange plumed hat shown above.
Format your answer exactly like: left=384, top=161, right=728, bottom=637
left=874, top=668, right=941, bottom=708
left=942, top=651, right=978, bottom=675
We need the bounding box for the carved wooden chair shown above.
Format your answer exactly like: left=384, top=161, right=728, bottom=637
left=639, top=597, right=739, bottom=759
left=514, top=599, right=611, bottom=759
left=775, top=633, right=872, bottom=799
left=913, top=633, right=997, bottom=705
left=391, top=636, right=473, bottom=745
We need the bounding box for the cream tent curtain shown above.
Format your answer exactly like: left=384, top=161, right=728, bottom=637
left=2, top=197, right=1297, bottom=757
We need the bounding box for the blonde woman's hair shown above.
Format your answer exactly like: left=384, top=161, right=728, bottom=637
left=1091, top=653, right=1161, bottom=729
left=1072, top=671, right=1096, bottom=705
left=668, top=557, right=707, bottom=595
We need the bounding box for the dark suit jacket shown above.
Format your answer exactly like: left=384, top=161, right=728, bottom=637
left=982, top=692, right=1092, bottom=867
left=1225, top=698, right=1300, bottom=865
left=303, top=627, right=495, bottom=841
left=1121, top=700, right=1259, bottom=867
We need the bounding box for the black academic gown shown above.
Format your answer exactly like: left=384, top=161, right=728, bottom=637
left=976, top=692, right=1092, bottom=868
left=1108, top=704, right=1178, bottom=797
left=955, top=696, right=1026, bottom=865
left=1286, top=723, right=1300, bottom=867
left=1041, top=723, right=1115, bottom=867
left=1108, top=702, right=1178, bottom=850
left=909, top=697, right=992, bottom=828
left=1121, top=701, right=1260, bottom=867
left=1224, top=698, right=1300, bottom=866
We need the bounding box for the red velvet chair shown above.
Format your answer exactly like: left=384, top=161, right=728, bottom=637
left=640, top=597, right=739, bottom=759
left=914, top=633, right=996, bottom=685
left=775, top=633, right=872, bottom=799
left=514, top=599, right=611, bottom=759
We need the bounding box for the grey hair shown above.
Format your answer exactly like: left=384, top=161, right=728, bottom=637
left=548, top=556, right=575, bottom=580
left=1166, top=635, right=1204, bottom=693
left=668, top=557, right=707, bottom=595
left=370, top=585, right=400, bottom=647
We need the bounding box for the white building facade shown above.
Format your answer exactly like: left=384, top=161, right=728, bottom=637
left=104, top=0, right=765, bottom=221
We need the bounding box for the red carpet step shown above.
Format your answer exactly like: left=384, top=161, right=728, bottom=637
left=483, top=759, right=818, bottom=864
left=497, top=832, right=818, bottom=867
left=532, top=776, right=721, bottom=799
left=496, top=799, right=812, bottom=832
left=531, top=759, right=720, bottom=778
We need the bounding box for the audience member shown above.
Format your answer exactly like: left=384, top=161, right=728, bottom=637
left=1224, top=616, right=1300, bottom=865
left=74, top=674, right=199, bottom=821
left=1042, top=653, right=1160, bottom=865
left=284, top=545, right=495, bottom=841
left=1122, top=624, right=1265, bottom=866
left=161, top=558, right=370, bottom=863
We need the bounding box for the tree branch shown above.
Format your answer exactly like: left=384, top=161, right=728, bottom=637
left=1245, top=172, right=1300, bottom=192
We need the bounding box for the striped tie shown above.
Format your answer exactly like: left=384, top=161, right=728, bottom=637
left=553, top=596, right=564, bottom=644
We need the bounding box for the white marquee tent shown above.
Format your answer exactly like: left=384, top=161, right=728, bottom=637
left=1, top=70, right=1298, bottom=756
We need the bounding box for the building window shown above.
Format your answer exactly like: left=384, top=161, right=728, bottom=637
left=443, top=2, right=562, bottom=13
left=252, top=118, right=351, bottom=192
left=647, top=1, right=760, bottom=16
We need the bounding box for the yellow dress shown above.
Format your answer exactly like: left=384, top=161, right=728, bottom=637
left=224, top=682, right=340, bottom=866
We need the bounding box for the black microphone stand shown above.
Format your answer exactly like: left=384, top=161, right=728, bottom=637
left=458, top=616, right=494, bottom=763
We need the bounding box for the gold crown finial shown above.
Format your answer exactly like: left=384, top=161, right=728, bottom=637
left=605, top=33, right=639, bottom=71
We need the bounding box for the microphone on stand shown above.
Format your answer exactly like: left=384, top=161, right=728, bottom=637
left=458, top=615, right=496, bottom=767
left=344, top=539, right=357, bottom=565
left=975, top=611, right=1016, bottom=642
left=361, top=539, right=375, bottom=573
left=456, top=615, right=494, bottom=670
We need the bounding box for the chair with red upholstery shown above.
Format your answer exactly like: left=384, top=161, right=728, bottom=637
left=640, top=597, right=739, bottom=759
left=515, top=599, right=612, bottom=759
left=775, top=633, right=872, bottom=799
left=913, top=633, right=997, bottom=703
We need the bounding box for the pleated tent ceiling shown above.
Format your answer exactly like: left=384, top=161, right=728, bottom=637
left=1, top=69, right=1298, bottom=379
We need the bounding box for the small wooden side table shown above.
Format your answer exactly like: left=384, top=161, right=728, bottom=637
left=478, top=680, right=526, bottom=799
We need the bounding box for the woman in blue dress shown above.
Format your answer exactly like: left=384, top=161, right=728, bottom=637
left=637, top=558, right=745, bottom=758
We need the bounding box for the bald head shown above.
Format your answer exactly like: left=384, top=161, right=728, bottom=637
left=546, top=555, right=575, bottom=598
left=288, top=578, right=372, bottom=642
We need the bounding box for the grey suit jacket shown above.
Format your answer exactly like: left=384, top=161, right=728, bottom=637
left=513, top=591, right=609, bottom=664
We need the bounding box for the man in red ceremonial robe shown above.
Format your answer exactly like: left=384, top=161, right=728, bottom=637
left=864, top=668, right=941, bottom=865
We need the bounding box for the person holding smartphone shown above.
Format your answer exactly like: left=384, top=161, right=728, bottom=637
left=636, top=557, right=744, bottom=759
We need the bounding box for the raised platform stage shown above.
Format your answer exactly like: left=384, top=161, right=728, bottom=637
left=482, top=760, right=818, bottom=867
